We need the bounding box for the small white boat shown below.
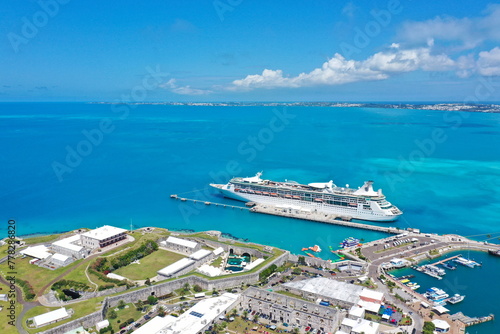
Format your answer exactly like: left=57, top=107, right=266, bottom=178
left=447, top=294, right=465, bottom=304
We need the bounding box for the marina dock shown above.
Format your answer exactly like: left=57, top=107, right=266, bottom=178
left=250, top=204, right=402, bottom=234
left=450, top=312, right=495, bottom=327
left=430, top=254, right=462, bottom=266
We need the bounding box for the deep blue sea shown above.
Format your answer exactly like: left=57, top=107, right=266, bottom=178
left=1, top=102, right=500, bottom=332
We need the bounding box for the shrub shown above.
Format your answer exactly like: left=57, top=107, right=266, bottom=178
left=15, top=278, right=36, bottom=301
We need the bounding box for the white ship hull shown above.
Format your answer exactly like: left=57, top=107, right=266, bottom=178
left=213, top=186, right=400, bottom=222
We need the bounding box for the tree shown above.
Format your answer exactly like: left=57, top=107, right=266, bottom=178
left=298, top=256, right=306, bottom=266
left=147, top=295, right=158, bottom=305
left=193, top=284, right=202, bottom=293
left=107, top=309, right=117, bottom=319
left=183, top=282, right=190, bottom=292
left=253, top=313, right=260, bottom=322
left=158, top=306, right=166, bottom=317
left=293, top=267, right=301, bottom=275
left=423, top=321, right=436, bottom=334
left=231, top=308, right=238, bottom=317
left=136, top=300, right=143, bottom=311
left=117, top=300, right=126, bottom=309
left=145, top=278, right=151, bottom=286
left=291, top=328, right=300, bottom=334
left=242, top=310, right=248, bottom=319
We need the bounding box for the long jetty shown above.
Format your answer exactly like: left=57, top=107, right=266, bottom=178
left=170, top=195, right=249, bottom=210
left=250, top=204, right=401, bottom=234
left=430, top=254, right=462, bottom=266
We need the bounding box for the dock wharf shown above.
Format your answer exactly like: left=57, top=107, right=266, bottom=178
left=169, top=195, right=249, bottom=210
left=412, top=265, right=443, bottom=280
left=450, top=312, right=495, bottom=327
left=430, top=254, right=462, bottom=266
left=250, top=204, right=402, bottom=234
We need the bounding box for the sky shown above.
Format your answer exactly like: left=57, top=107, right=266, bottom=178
left=1, top=0, right=500, bottom=102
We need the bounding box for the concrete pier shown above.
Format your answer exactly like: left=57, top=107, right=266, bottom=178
left=250, top=204, right=401, bottom=234
left=170, top=196, right=249, bottom=210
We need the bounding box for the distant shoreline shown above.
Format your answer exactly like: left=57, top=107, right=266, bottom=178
left=88, top=101, right=500, bottom=113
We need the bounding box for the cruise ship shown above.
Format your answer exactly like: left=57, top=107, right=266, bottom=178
left=210, top=172, right=402, bottom=222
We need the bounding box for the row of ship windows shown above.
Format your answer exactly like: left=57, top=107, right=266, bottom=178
left=239, top=188, right=363, bottom=203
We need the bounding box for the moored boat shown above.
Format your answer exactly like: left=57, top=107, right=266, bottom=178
left=447, top=294, right=465, bottom=304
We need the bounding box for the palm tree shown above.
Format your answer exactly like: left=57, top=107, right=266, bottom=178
left=253, top=313, right=260, bottom=322
left=243, top=310, right=249, bottom=319
left=231, top=308, right=238, bottom=317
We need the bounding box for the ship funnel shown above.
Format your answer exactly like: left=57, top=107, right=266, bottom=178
left=353, top=180, right=377, bottom=196
left=365, top=181, right=374, bottom=192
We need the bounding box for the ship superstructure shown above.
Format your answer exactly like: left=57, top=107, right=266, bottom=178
left=210, top=172, right=402, bottom=222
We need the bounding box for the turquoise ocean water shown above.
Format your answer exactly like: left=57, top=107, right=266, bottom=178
left=1, top=102, right=499, bottom=332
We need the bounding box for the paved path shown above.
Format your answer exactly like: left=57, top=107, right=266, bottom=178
left=0, top=274, right=36, bottom=334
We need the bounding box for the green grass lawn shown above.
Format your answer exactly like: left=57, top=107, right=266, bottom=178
left=113, top=249, right=185, bottom=280
left=0, top=256, right=85, bottom=296
left=23, top=296, right=105, bottom=334
left=108, top=303, right=144, bottom=331
left=211, top=256, right=223, bottom=267
left=226, top=316, right=285, bottom=334
left=101, top=231, right=165, bottom=257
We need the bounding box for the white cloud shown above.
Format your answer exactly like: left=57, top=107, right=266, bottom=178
left=398, top=5, right=500, bottom=50
left=455, top=54, right=476, bottom=78
left=231, top=47, right=456, bottom=90
left=160, top=78, right=212, bottom=95
left=477, top=47, right=500, bottom=76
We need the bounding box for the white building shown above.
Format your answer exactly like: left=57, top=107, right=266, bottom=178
left=283, top=277, right=365, bottom=308
left=161, top=236, right=200, bottom=255
left=81, top=225, right=128, bottom=249
left=348, top=305, right=365, bottom=320
left=63, top=327, right=90, bottom=334
left=132, top=293, right=239, bottom=334
left=157, top=258, right=195, bottom=278
left=106, top=273, right=127, bottom=281
left=20, top=245, right=51, bottom=260
left=340, top=317, right=379, bottom=334
left=432, top=319, right=451, bottom=332
left=189, top=249, right=212, bottom=261
left=213, top=247, right=224, bottom=256
left=52, top=234, right=89, bottom=259
left=50, top=253, right=74, bottom=267
left=95, top=319, right=110, bottom=331
left=359, top=288, right=384, bottom=304
left=32, top=308, right=70, bottom=327
left=197, top=264, right=222, bottom=277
